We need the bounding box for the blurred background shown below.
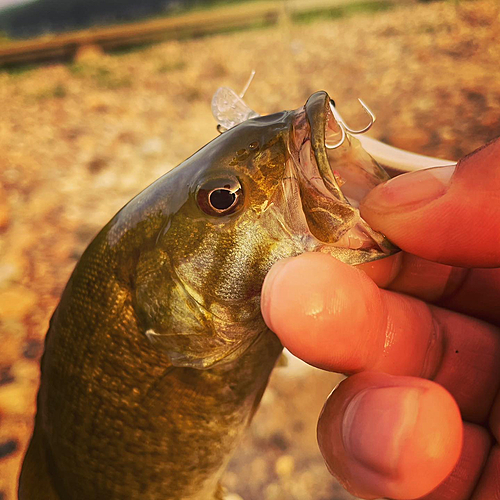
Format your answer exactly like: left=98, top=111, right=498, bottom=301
left=0, top=0, right=499, bottom=499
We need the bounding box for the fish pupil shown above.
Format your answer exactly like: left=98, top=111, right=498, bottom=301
left=210, top=189, right=236, bottom=210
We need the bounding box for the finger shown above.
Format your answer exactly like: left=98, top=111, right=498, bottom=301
left=359, top=253, right=500, bottom=327
left=356, top=252, right=403, bottom=288
left=421, top=424, right=491, bottom=500
left=471, top=445, right=500, bottom=500
left=360, top=137, right=500, bottom=268
left=359, top=253, right=465, bottom=303
left=317, top=372, right=462, bottom=500
left=261, top=253, right=500, bottom=422
left=437, top=267, right=500, bottom=328
left=490, top=390, right=500, bottom=443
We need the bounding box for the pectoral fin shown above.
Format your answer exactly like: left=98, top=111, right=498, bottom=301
left=145, top=328, right=261, bottom=370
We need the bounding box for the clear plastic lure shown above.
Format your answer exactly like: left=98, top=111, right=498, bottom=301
left=211, top=71, right=259, bottom=132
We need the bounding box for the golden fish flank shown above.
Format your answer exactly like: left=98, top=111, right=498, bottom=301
left=19, top=91, right=397, bottom=500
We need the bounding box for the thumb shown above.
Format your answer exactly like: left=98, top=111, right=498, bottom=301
left=360, top=137, right=500, bottom=267
left=317, top=372, right=463, bottom=500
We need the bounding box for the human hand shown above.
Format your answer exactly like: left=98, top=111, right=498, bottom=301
left=261, top=138, right=500, bottom=499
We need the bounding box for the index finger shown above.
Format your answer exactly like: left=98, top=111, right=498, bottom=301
left=261, top=252, right=500, bottom=422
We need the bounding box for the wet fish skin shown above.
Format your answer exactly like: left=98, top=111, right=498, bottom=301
left=19, top=91, right=395, bottom=499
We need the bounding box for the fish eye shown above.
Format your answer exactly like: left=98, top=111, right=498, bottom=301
left=196, top=177, right=243, bottom=216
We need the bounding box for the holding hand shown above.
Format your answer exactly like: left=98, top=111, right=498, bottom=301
left=261, top=138, right=500, bottom=499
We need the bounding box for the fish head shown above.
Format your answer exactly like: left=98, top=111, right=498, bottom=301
left=134, top=91, right=397, bottom=368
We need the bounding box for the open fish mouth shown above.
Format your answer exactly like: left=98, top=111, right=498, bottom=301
left=288, top=91, right=397, bottom=261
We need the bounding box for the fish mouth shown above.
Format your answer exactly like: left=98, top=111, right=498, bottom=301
left=288, top=91, right=397, bottom=263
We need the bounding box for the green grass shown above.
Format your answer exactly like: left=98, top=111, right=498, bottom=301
left=110, top=42, right=156, bottom=56
left=156, top=60, right=186, bottom=73
left=2, top=63, right=38, bottom=75
left=34, top=82, right=67, bottom=99
left=0, top=30, right=11, bottom=43
left=68, top=64, right=132, bottom=89
left=292, top=0, right=396, bottom=24
left=156, top=0, right=272, bottom=18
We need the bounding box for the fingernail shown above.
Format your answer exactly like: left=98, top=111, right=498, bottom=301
left=342, top=386, right=422, bottom=476
left=362, top=165, right=455, bottom=212
left=261, top=257, right=295, bottom=331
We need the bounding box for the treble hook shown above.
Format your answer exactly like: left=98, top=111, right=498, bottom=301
left=324, top=118, right=346, bottom=149
left=325, top=98, right=376, bottom=149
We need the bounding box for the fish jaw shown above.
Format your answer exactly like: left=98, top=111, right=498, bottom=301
left=281, top=91, right=398, bottom=265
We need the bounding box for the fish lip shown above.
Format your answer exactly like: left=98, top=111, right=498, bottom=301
left=288, top=91, right=398, bottom=258
left=304, top=91, right=347, bottom=201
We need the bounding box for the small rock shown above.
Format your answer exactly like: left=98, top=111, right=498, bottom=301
left=0, top=332, right=23, bottom=367
left=222, top=471, right=238, bottom=491
left=0, top=440, right=17, bottom=459
left=264, top=482, right=281, bottom=500
left=12, top=360, right=40, bottom=387
left=0, top=382, right=36, bottom=417
left=0, top=369, right=15, bottom=387
left=481, top=109, right=500, bottom=128
left=275, top=455, right=295, bottom=477
left=0, top=186, right=10, bottom=232
left=22, top=340, right=43, bottom=360
left=87, top=156, right=108, bottom=174
left=26, top=189, right=63, bottom=221
left=0, top=286, right=38, bottom=321
left=270, top=432, right=289, bottom=451
left=141, top=137, right=164, bottom=156
left=0, top=262, right=22, bottom=289
left=250, top=457, right=268, bottom=481
left=93, top=169, right=119, bottom=190
left=224, top=494, right=244, bottom=500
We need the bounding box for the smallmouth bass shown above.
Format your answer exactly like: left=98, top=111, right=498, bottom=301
left=19, top=91, right=397, bottom=499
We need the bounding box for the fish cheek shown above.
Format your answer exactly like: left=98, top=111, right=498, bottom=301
left=133, top=247, right=209, bottom=363
left=133, top=244, right=262, bottom=370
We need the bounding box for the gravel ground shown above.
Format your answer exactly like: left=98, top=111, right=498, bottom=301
left=0, top=1, right=499, bottom=499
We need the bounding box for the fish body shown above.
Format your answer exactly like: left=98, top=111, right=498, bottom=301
left=19, top=91, right=395, bottom=499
